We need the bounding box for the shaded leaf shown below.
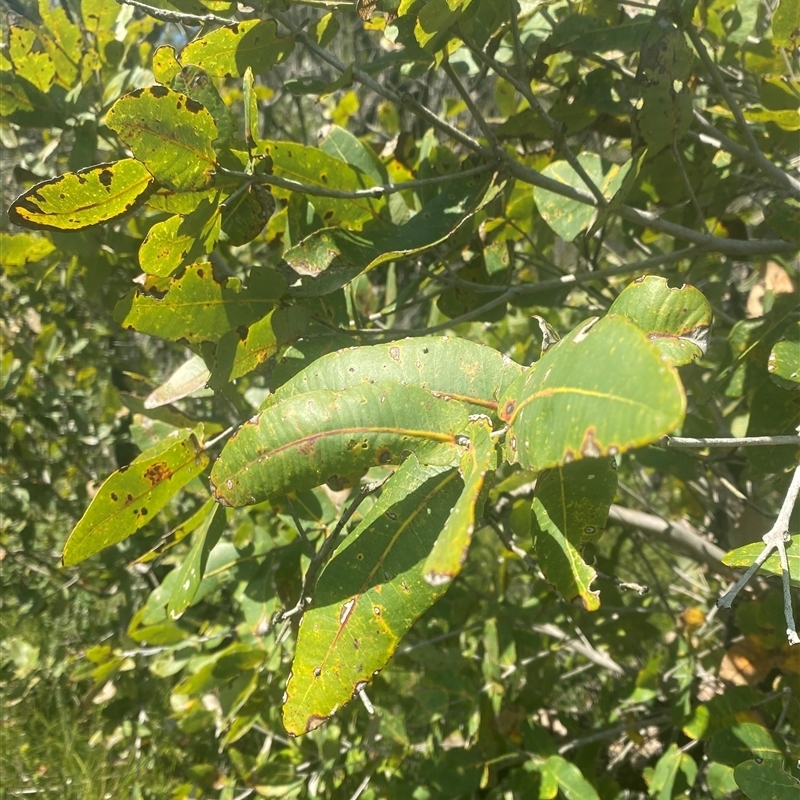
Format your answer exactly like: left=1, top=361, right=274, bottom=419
left=62, top=429, right=209, bottom=565
left=115, top=264, right=286, bottom=344
left=221, top=184, right=275, bottom=245
left=145, top=353, right=211, bottom=409
left=106, top=86, right=218, bottom=191
left=282, top=456, right=462, bottom=736
left=210, top=382, right=469, bottom=507
left=180, top=20, right=295, bottom=78
left=722, top=534, right=800, bottom=589
left=769, top=323, right=800, bottom=384
left=609, top=276, right=712, bottom=366
left=8, top=159, right=153, bottom=231
left=734, top=759, right=800, bottom=800
left=745, top=381, right=800, bottom=475
left=532, top=497, right=599, bottom=611
left=167, top=504, right=227, bottom=619
left=499, top=315, right=685, bottom=472
left=269, top=335, right=524, bottom=416
left=537, top=755, right=600, bottom=800
left=423, top=415, right=497, bottom=585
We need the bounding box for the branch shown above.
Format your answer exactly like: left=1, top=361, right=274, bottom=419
left=660, top=434, right=800, bottom=449
left=116, top=0, right=233, bottom=24
left=441, top=57, right=502, bottom=153
left=531, top=623, right=626, bottom=677
left=686, top=26, right=800, bottom=199
left=718, top=463, right=800, bottom=646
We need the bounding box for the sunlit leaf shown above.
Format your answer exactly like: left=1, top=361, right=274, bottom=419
left=8, top=160, right=153, bottom=231
left=282, top=456, right=462, bottom=736
left=769, top=323, right=800, bottom=384
left=62, top=429, right=209, bottom=565
left=145, top=353, right=211, bottom=409
left=210, top=382, right=468, bottom=506
left=722, top=534, right=800, bottom=588
left=500, top=315, right=685, bottom=472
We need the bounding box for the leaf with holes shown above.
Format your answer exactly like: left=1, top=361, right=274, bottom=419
left=532, top=497, right=599, bottom=611
left=282, top=455, right=462, bottom=736
left=62, top=429, right=209, bottom=566
left=210, top=382, right=468, bottom=507
left=269, top=335, right=524, bottom=416
left=423, top=415, right=497, bottom=586
left=180, top=20, right=295, bottom=78
left=533, top=458, right=618, bottom=546
left=106, top=86, right=218, bottom=191
left=499, top=315, right=685, bottom=472
left=284, top=172, right=498, bottom=296
left=114, top=264, right=286, bottom=344
left=8, top=159, right=153, bottom=231
left=608, top=276, right=712, bottom=366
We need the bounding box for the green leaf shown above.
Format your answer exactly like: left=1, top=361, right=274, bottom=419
left=152, top=44, right=182, bottom=85
left=608, top=276, right=713, bottom=366
left=708, top=722, right=786, bottom=766
left=138, top=199, right=221, bottom=277
left=209, top=305, right=312, bottom=389
left=722, top=534, right=800, bottom=588
left=269, top=335, right=524, bottom=416
left=284, top=172, right=497, bottom=295
left=423, top=415, right=498, bottom=586
left=320, top=125, right=387, bottom=185
left=633, top=82, right=693, bottom=154
left=499, top=315, right=686, bottom=472
left=533, top=458, right=618, bottom=545
left=115, top=264, right=286, bottom=344
left=8, top=159, right=154, bottom=231
left=171, top=65, right=233, bottom=150
left=210, top=382, right=469, bottom=507
left=769, top=323, right=800, bottom=384
left=180, top=20, right=295, bottom=78
left=282, top=456, right=463, bottom=736
left=538, top=755, right=600, bottom=800
left=773, top=0, right=800, bottom=49
left=221, top=184, right=275, bottom=246
left=646, top=744, right=698, bottom=800
left=167, top=504, right=226, bottom=620
left=534, top=155, right=630, bottom=242
left=106, top=86, right=218, bottom=192
left=0, top=232, right=55, bottom=270
left=734, top=759, right=800, bottom=800
left=531, top=497, right=599, bottom=611
left=144, top=353, right=211, bottom=409
left=62, top=430, right=209, bottom=565
left=745, top=381, right=800, bottom=475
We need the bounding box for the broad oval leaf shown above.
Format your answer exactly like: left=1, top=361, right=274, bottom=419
left=145, top=353, right=211, bottom=409
left=8, top=159, right=153, bottom=231
left=733, top=759, right=800, bottom=800
left=180, top=20, right=295, bottom=78
left=282, top=456, right=463, bottom=736
left=769, top=322, right=800, bottom=385
left=106, top=86, right=218, bottom=191
left=609, top=276, right=712, bottom=366
left=722, top=534, right=800, bottom=588
left=270, top=335, right=524, bottom=415
left=210, top=382, right=469, bottom=507
left=62, top=429, right=209, bottom=565
left=423, top=415, right=498, bottom=586
left=114, top=264, right=286, bottom=344
left=499, top=315, right=686, bottom=472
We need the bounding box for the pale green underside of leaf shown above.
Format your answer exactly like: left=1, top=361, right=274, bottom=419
left=210, top=382, right=469, bottom=507
left=500, top=315, right=686, bottom=472
left=768, top=323, right=800, bottom=384
left=62, top=430, right=209, bottom=565
left=722, top=534, right=800, bottom=588
left=106, top=86, right=218, bottom=192
left=283, top=457, right=462, bottom=736
left=145, top=353, right=211, bottom=409
left=269, top=335, right=524, bottom=415
left=8, top=159, right=153, bottom=231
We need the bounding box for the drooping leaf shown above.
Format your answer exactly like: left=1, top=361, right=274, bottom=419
left=536, top=755, right=601, bottom=800
left=531, top=497, right=599, bottom=611
left=734, top=759, right=800, bottom=800
left=769, top=323, right=800, bottom=385
left=180, top=20, right=295, bottom=78
left=532, top=458, right=618, bottom=545
left=62, top=429, right=209, bottom=565
left=423, top=415, right=497, bottom=586
left=8, top=159, right=154, bottom=231
left=209, top=305, right=312, bottom=389
left=167, top=504, right=227, bottom=619
left=282, top=456, right=463, bottom=736
left=499, top=315, right=686, bottom=472
left=221, top=184, right=275, bottom=245
left=646, top=744, right=698, bottom=800
left=269, top=335, right=524, bottom=415
left=534, top=155, right=630, bottom=242
left=145, top=353, right=211, bottom=409
left=171, top=65, right=233, bottom=149
left=115, top=264, right=286, bottom=344
left=608, top=276, right=713, bottom=366
left=138, top=198, right=221, bottom=277
left=106, top=86, right=218, bottom=191
left=283, top=171, right=498, bottom=295
left=210, top=382, right=469, bottom=507
left=722, top=534, right=800, bottom=588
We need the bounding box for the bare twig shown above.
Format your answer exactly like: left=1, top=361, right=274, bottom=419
left=531, top=623, right=626, bottom=676
left=441, top=58, right=502, bottom=152
left=718, top=464, right=800, bottom=646
left=117, top=0, right=233, bottom=24
left=660, top=434, right=800, bottom=449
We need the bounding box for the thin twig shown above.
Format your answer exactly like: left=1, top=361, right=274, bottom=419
left=117, top=0, right=232, bottom=24
left=718, top=463, right=800, bottom=646
left=441, top=57, right=502, bottom=152
left=531, top=623, right=626, bottom=676
left=672, top=141, right=709, bottom=234
left=284, top=496, right=315, bottom=557
left=661, top=434, right=800, bottom=449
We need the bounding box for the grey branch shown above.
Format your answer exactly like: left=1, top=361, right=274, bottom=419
left=116, top=0, right=233, bottom=24
left=718, top=464, right=800, bottom=646
left=660, top=434, right=800, bottom=449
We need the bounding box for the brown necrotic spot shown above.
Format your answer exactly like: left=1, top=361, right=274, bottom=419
left=389, top=346, right=401, bottom=362
left=126, top=493, right=134, bottom=503
left=149, top=85, right=169, bottom=98
left=305, top=715, right=328, bottom=734
left=143, top=461, right=170, bottom=486
left=185, top=98, right=204, bottom=114
left=375, top=447, right=393, bottom=465
left=313, top=667, right=321, bottom=678
left=353, top=638, right=359, bottom=650
left=110, top=492, right=118, bottom=502
left=502, top=400, right=516, bottom=419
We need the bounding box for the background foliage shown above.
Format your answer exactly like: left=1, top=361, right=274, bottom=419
left=1, top=0, right=799, bottom=798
